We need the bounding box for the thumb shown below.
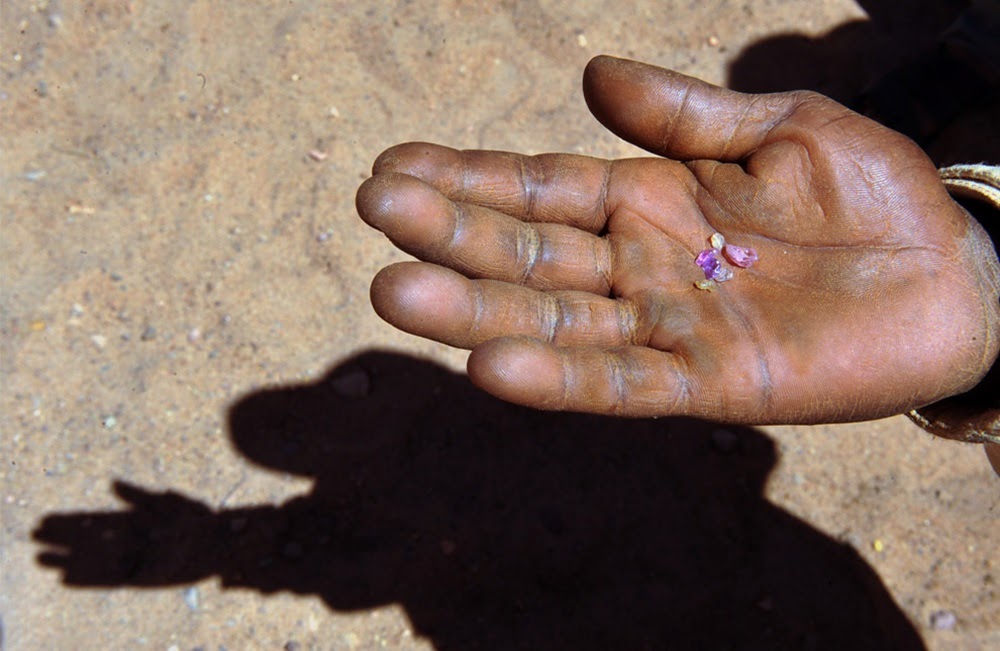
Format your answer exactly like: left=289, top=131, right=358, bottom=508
left=583, top=55, right=801, bottom=161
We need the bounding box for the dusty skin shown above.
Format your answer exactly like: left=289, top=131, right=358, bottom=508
left=357, top=58, right=999, bottom=424
left=3, top=1, right=999, bottom=650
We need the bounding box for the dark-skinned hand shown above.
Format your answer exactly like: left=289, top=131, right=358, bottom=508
left=357, top=56, right=1000, bottom=425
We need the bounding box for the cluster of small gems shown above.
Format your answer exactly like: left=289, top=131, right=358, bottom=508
left=694, top=233, right=757, bottom=290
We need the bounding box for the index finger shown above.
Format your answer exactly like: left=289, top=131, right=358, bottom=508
left=372, top=142, right=614, bottom=233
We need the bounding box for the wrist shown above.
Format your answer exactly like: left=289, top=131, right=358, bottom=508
left=907, top=164, right=1000, bottom=446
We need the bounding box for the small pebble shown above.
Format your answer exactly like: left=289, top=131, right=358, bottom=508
left=141, top=326, right=157, bottom=341
left=282, top=541, right=304, bottom=559
left=103, top=415, right=117, bottom=428
left=332, top=368, right=371, bottom=398
left=929, top=609, right=957, bottom=630
left=872, top=539, right=884, bottom=553
left=183, top=586, right=200, bottom=611
left=711, top=429, right=739, bottom=453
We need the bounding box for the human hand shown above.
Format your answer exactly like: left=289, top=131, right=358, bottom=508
left=357, top=56, right=1000, bottom=424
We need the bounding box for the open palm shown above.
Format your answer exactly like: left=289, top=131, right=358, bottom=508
left=357, top=56, right=1000, bottom=424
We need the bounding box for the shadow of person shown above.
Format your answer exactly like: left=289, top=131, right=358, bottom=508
left=34, top=350, right=925, bottom=650
left=728, top=0, right=999, bottom=165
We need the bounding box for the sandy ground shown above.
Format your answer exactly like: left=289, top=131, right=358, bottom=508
left=2, top=1, right=999, bottom=649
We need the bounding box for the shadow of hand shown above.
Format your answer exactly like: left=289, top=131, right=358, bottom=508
left=35, top=481, right=215, bottom=586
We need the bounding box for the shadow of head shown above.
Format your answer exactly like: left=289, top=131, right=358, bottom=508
left=228, top=349, right=777, bottom=492
left=728, top=0, right=998, bottom=163
left=35, top=350, right=924, bottom=649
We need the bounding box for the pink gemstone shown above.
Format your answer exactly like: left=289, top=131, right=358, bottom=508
left=723, top=244, right=758, bottom=268
left=695, top=249, right=720, bottom=279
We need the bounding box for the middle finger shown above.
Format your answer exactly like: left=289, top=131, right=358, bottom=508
left=358, top=172, right=614, bottom=294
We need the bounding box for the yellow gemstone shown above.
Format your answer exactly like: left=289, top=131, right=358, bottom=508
left=694, top=279, right=718, bottom=292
